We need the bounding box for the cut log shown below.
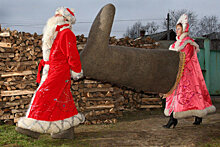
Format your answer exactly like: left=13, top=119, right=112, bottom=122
left=0, top=48, right=15, bottom=53
left=12, top=109, right=26, bottom=114
left=0, top=109, right=4, bottom=116
left=0, top=47, right=5, bottom=52
left=141, top=98, right=161, bottom=103
left=1, top=90, right=35, bottom=96
left=86, top=104, right=114, bottom=110
left=86, top=97, right=114, bottom=101
left=84, top=80, right=98, bottom=84
left=3, top=80, right=36, bottom=86
left=0, top=53, right=14, bottom=58
left=0, top=81, right=4, bottom=85
left=0, top=32, right=10, bottom=37
left=0, top=42, right=11, bottom=48
left=77, top=44, right=85, bottom=50
left=0, top=114, right=12, bottom=120
left=84, top=87, right=114, bottom=93
left=5, top=61, right=38, bottom=66
left=140, top=105, right=162, bottom=109
left=1, top=70, right=37, bottom=78
left=4, top=99, right=31, bottom=107
left=0, top=62, right=4, bottom=67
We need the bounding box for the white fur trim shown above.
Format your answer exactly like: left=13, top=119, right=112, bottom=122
left=169, top=39, right=200, bottom=53
left=164, top=105, right=216, bottom=118
left=42, top=15, right=73, bottom=54
left=70, top=69, right=83, bottom=80
left=17, top=113, right=85, bottom=134
left=60, top=26, right=71, bottom=32
left=164, top=109, right=170, bottom=116
left=40, top=65, right=49, bottom=84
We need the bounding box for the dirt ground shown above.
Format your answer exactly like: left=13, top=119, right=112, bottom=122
left=72, top=97, right=220, bottom=146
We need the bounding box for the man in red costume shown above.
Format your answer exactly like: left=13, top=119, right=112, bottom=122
left=16, top=7, right=85, bottom=139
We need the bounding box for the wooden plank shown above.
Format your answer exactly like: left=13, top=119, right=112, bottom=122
left=0, top=102, right=6, bottom=108
left=86, top=104, right=114, bottom=110
left=3, top=80, right=36, bottom=86
left=5, top=61, right=38, bottom=66
left=84, top=87, right=114, bottom=93
left=84, top=79, right=98, bottom=84
left=0, top=32, right=10, bottom=37
left=86, top=97, right=113, bottom=101
left=1, top=70, right=37, bottom=78
left=0, top=110, right=4, bottom=116
left=0, top=114, right=14, bottom=120
left=0, top=48, right=15, bottom=53
left=0, top=62, right=5, bottom=67
left=140, top=105, right=162, bottom=109
left=0, top=53, right=14, bottom=58
left=141, top=98, right=161, bottom=103
left=77, top=44, right=85, bottom=50
left=0, top=42, right=11, bottom=48
left=0, top=81, right=4, bottom=85
left=1, top=90, right=35, bottom=96
left=1, top=99, right=31, bottom=107
left=11, top=109, right=27, bottom=114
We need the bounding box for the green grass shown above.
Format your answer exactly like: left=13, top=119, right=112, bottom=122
left=0, top=125, right=91, bottom=147
left=199, top=137, right=220, bottom=147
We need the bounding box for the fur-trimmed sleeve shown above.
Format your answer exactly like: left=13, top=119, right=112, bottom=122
left=60, top=29, right=83, bottom=79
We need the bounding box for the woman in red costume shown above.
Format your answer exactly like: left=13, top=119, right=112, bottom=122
left=16, top=7, right=84, bottom=139
left=163, top=14, right=216, bottom=128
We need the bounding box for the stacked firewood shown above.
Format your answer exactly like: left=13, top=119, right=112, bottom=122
left=109, top=36, right=159, bottom=49
left=71, top=79, right=162, bottom=125
left=76, top=34, right=87, bottom=53
left=0, top=27, right=162, bottom=125
left=72, top=80, right=123, bottom=125
left=0, top=28, right=41, bottom=124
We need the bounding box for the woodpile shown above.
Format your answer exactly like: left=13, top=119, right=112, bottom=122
left=109, top=36, right=159, bottom=49
left=76, top=34, right=87, bottom=52
left=0, top=27, right=41, bottom=124
left=72, top=80, right=122, bottom=125
left=71, top=79, right=162, bottom=125
left=0, top=26, right=162, bottom=125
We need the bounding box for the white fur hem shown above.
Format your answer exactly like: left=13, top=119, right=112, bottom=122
left=17, top=113, right=85, bottom=134
left=164, top=105, right=216, bottom=119
left=70, top=69, right=83, bottom=80
left=169, top=39, right=200, bottom=53
left=164, top=109, right=170, bottom=116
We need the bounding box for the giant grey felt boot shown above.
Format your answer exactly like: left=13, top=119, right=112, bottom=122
left=15, top=127, right=41, bottom=139
left=51, top=127, right=74, bottom=139
left=80, top=4, right=181, bottom=94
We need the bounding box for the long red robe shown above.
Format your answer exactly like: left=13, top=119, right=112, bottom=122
left=28, top=28, right=81, bottom=121
left=18, top=27, right=84, bottom=134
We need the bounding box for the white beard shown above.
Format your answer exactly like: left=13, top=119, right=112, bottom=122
left=42, top=16, right=72, bottom=61
left=39, top=16, right=72, bottom=87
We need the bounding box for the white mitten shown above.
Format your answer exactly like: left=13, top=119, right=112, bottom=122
left=70, top=69, right=83, bottom=80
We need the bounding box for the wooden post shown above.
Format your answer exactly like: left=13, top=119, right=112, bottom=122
left=167, top=13, right=170, bottom=40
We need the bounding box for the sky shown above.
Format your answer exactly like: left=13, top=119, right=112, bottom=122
left=0, top=0, right=220, bottom=38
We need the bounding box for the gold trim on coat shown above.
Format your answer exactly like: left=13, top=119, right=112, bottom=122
left=162, top=52, right=186, bottom=98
